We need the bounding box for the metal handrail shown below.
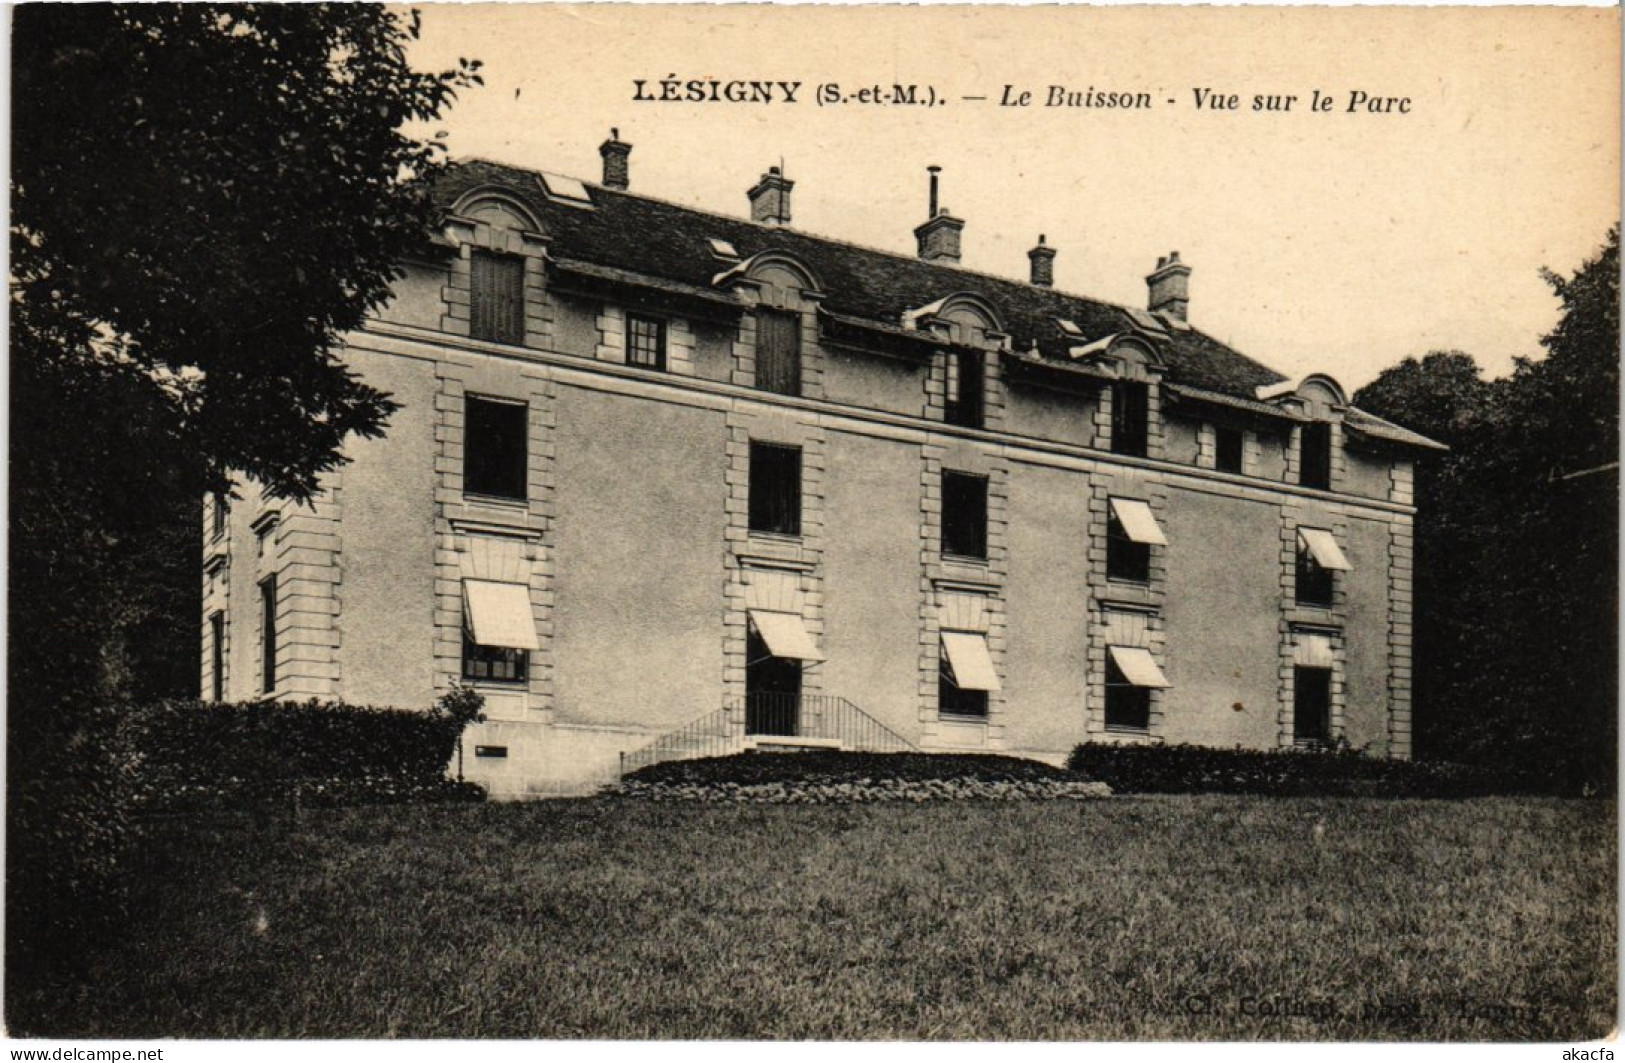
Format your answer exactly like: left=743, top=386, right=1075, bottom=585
left=619, top=693, right=916, bottom=777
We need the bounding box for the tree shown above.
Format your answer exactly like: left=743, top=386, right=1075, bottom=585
left=13, top=4, right=480, bottom=500
left=1355, top=230, right=1619, bottom=791
left=8, top=3, right=481, bottom=1000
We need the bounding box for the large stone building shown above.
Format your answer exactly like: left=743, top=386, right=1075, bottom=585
left=201, top=133, right=1443, bottom=796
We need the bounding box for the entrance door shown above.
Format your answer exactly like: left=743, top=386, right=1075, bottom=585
left=746, top=629, right=801, bottom=736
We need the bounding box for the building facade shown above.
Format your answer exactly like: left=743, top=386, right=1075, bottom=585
left=201, top=134, right=1443, bottom=796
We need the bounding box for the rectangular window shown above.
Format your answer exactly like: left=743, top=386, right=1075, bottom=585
left=941, top=471, right=989, bottom=560
left=1294, top=666, right=1332, bottom=743
left=1300, top=422, right=1332, bottom=490
left=209, top=612, right=225, bottom=702
left=259, top=575, right=277, bottom=695
left=464, top=396, right=528, bottom=501
left=210, top=492, right=228, bottom=540
left=626, top=313, right=667, bottom=371
left=470, top=250, right=526, bottom=345
left=939, top=661, right=989, bottom=718
left=755, top=310, right=801, bottom=396
left=1215, top=426, right=1245, bottom=474
left=1295, top=546, right=1335, bottom=607
left=1106, top=509, right=1151, bottom=583
left=462, top=632, right=529, bottom=683
left=748, top=442, right=801, bottom=536
left=1111, top=381, right=1150, bottom=458
left=1105, top=656, right=1151, bottom=731
left=944, top=349, right=984, bottom=429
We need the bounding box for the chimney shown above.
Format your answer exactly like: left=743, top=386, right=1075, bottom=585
left=599, top=128, right=631, bottom=190
left=1146, top=250, right=1192, bottom=321
left=1028, top=234, right=1056, bottom=287
left=747, top=166, right=794, bottom=226
left=913, top=165, right=964, bottom=264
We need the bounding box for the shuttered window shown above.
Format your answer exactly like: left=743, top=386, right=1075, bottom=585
left=470, top=250, right=526, bottom=345
left=1112, top=380, right=1150, bottom=457
left=464, top=396, right=528, bottom=501
left=749, top=442, right=801, bottom=536
left=945, top=349, right=984, bottom=428
left=755, top=310, right=801, bottom=396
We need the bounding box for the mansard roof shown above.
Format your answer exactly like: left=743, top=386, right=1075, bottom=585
left=435, top=157, right=1439, bottom=456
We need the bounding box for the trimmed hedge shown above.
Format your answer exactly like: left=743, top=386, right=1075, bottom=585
left=616, top=751, right=1111, bottom=802
left=120, top=698, right=485, bottom=812
left=1066, top=742, right=1532, bottom=798
left=624, top=750, right=1084, bottom=787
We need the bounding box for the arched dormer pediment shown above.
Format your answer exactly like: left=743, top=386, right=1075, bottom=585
left=1255, top=373, right=1347, bottom=417
left=714, top=250, right=823, bottom=297
left=450, top=186, right=546, bottom=236
left=902, top=291, right=1007, bottom=350
left=1068, top=332, right=1164, bottom=378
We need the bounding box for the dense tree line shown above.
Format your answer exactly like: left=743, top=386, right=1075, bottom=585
left=1354, top=228, right=1619, bottom=793
left=8, top=3, right=478, bottom=1002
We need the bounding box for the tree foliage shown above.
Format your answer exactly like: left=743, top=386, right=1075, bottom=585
left=13, top=4, right=480, bottom=499
left=1354, top=229, right=1619, bottom=792
left=7, top=3, right=480, bottom=995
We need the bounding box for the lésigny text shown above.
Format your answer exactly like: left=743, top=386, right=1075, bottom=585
left=634, top=77, right=801, bottom=104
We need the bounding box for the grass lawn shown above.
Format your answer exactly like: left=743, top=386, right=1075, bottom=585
left=11, top=795, right=1615, bottom=1040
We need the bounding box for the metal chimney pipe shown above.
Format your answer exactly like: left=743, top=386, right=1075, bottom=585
left=928, top=165, right=941, bottom=217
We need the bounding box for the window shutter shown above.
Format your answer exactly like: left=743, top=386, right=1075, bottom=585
left=756, top=311, right=801, bottom=395
left=471, top=251, right=525, bottom=345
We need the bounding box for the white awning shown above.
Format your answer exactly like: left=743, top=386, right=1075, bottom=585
left=1108, top=645, right=1172, bottom=689
left=941, top=632, right=1002, bottom=692
left=1110, top=497, right=1168, bottom=546
left=462, top=579, right=540, bottom=651
left=748, top=610, right=825, bottom=662
left=1294, top=633, right=1336, bottom=668
left=1298, top=528, right=1352, bottom=571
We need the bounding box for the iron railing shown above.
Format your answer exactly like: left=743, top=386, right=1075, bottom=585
left=619, top=693, right=916, bottom=777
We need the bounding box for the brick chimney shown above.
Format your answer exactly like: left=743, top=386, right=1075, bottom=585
left=748, top=166, right=794, bottom=226
left=1146, top=251, right=1192, bottom=321
left=599, top=128, right=631, bottom=190
left=914, top=166, right=964, bottom=264
left=1028, top=234, right=1056, bottom=287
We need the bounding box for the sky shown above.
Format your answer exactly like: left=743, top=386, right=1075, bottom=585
left=406, top=5, right=1618, bottom=392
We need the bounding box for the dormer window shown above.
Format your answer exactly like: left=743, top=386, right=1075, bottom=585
left=626, top=313, right=667, bottom=371
left=1111, top=380, right=1150, bottom=458
left=470, top=250, right=525, bottom=345
left=1300, top=422, right=1332, bottom=490
left=945, top=349, right=984, bottom=429
left=755, top=309, right=801, bottom=396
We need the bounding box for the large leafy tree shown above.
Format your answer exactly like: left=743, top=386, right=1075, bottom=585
left=8, top=3, right=479, bottom=1002
left=1355, top=229, right=1618, bottom=791
left=13, top=3, right=479, bottom=498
